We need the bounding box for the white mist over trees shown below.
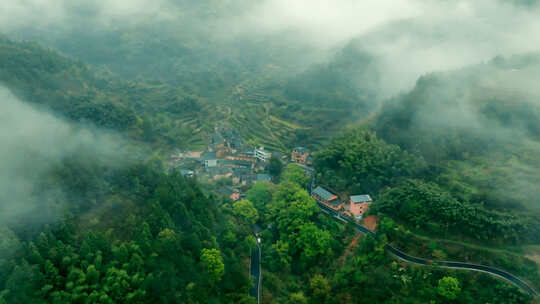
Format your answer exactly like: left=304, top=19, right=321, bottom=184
left=0, top=87, right=132, bottom=226
left=2, top=0, right=540, bottom=96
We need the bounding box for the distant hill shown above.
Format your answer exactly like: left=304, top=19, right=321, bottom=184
left=6, top=27, right=378, bottom=151
left=373, top=53, right=540, bottom=212
left=0, top=35, right=211, bottom=149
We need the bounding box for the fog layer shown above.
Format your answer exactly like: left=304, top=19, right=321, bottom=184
left=0, top=87, right=130, bottom=226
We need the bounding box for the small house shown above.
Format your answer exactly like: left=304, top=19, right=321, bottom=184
left=255, top=174, right=272, bottom=183
left=201, top=152, right=218, bottom=168
left=312, top=186, right=343, bottom=210
left=218, top=186, right=241, bottom=201
left=240, top=174, right=257, bottom=185
left=179, top=169, right=194, bottom=178
left=349, top=195, right=372, bottom=219
left=291, top=147, right=311, bottom=165
left=255, top=147, right=272, bottom=162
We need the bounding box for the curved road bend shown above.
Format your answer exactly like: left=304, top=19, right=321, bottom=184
left=316, top=202, right=538, bottom=297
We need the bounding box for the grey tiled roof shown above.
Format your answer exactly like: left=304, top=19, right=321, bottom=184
left=294, top=147, right=308, bottom=153
left=202, top=152, right=217, bottom=160
left=350, top=195, right=372, bottom=203
left=312, top=186, right=335, bottom=201
left=256, top=174, right=272, bottom=181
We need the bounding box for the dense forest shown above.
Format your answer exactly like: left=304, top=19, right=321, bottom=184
left=2, top=0, right=540, bottom=303
left=0, top=160, right=256, bottom=303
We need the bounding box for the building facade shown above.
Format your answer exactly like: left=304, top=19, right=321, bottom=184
left=312, top=186, right=343, bottom=211
left=255, top=147, right=272, bottom=162
left=349, top=195, right=373, bottom=219
left=291, top=147, right=311, bottom=165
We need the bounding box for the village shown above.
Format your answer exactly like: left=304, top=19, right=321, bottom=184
left=168, top=126, right=374, bottom=224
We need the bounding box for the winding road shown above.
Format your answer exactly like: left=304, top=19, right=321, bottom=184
left=317, top=202, right=538, bottom=297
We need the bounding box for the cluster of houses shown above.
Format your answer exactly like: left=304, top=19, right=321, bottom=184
left=169, top=126, right=313, bottom=201
left=312, top=186, right=372, bottom=221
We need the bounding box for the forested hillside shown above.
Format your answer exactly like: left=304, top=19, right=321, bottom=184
left=2, top=1, right=540, bottom=303
left=8, top=25, right=376, bottom=150
left=374, top=54, right=540, bottom=212
left=0, top=161, right=256, bottom=303
left=0, top=36, right=212, bottom=149
left=237, top=165, right=535, bottom=303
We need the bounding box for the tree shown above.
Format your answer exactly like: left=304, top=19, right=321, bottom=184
left=296, top=223, right=332, bottom=265
left=269, top=182, right=318, bottom=235
left=313, top=130, right=426, bottom=194
left=0, top=227, right=21, bottom=259
left=287, top=292, right=308, bottom=304
left=272, top=240, right=292, bottom=271
left=281, top=164, right=309, bottom=188
left=246, top=182, right=273, bottom=214
left=310, top=274, right=330, bottom=300
left=200, top=249, right=225, bottom=286
left=233, top=200, right=259, bottom=225
left=85, top=265, right=100, bottom=285
left=268, top=156, right=283, bottom=180
left=437, top=276, right=460, bottom=300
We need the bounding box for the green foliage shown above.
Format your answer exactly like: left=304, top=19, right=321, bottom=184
left=268, top=156, right=284, bottom=180
left=284, top=45, right=377, bottom=111
left=286, top=292, right=308, bottom=304
left=245, top=182, right=273, bottom=214
left=268, top=182, right=318, bottom=236
left=0, top=162, right=253, bottom=303
left=233, top=200, right=259, bottom=225
left=373, top=179, right=530, bottom=243
left=0, top=36, right=206, bottom=148
left=281, top=164, right=310, bottom=189
left=437, top=276, right=461, bottom=300
left=373, top=58, right=540, bottom=214
left=309, top=274, right=330, bottom=301
left=200, top=248, right=225, bottom=286
left=3, top=26, right=539, bottom=304
left=314, top=130, right=426, bottom=194
left=295, top=223, right=332, bottom=266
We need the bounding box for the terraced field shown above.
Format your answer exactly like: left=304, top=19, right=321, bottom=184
left=225, top=81, right=352, bottom=151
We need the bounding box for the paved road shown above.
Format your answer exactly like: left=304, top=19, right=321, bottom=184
left=249, top=245, right=261, bottom=302
left=249, top=226, right=262, bottom=303
left=316, top=202, right=538, bottom=297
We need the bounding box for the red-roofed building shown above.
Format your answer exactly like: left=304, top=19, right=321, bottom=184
left=291, top=147, right=312, bottom=165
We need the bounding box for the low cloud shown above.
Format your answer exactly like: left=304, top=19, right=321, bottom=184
left=3, top=0, right=540, bottom=98
left=227, top=0, right=540, bottom=97
left=0, top=86, right=133, bottom=226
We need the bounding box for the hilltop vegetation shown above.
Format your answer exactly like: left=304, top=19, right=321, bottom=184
left=374, top=55, right=540, bottom=212
left=2, top=4, right=540, bottom=302
left=8, top=26, right=378, bottom=151
left=0, top=35, right=212, bottom=149
left=0, top=161, right=257, bottom=303
left=238, top=165, right=534, bottom=303
left=313, top=129, right=540, bottom=245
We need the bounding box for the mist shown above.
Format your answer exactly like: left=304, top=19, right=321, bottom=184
left=229, top=0, right=540, bottom=98
left=0, top=86, right=134, bottom=228
left=3, top=0, right=540, bottom=99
